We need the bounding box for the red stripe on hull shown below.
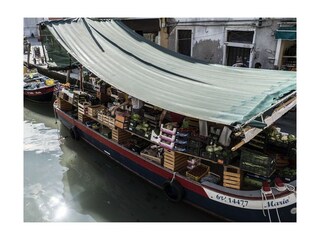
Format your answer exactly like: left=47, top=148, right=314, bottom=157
left=24, top=85, right=55, bottom=96
left=56, top=108, right=294, bottom=201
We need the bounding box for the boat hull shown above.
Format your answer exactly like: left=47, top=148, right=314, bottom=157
left=56, top=107, right=297, bottom=222
left=24, top=86, right=55, bottom=102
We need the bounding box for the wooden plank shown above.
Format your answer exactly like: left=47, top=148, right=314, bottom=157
left=164, top=151, right=186, bottom=157
left=140, top=153, right=162, bottom=164
left=164, top=158, right=185, bottom=165
left=231, top=94, right=296, bottom=152
left=164, top=158, right=188, bottom=163
left=164, top=151, right=176, bottom=157
left=164, top=159, right=188, bottom=166
left=274, top=96, right=296, bottom=113
left=223, top=175, right=241, bottom=181
left=164, top=160, right=187, bottom=168
left=223, top=171, right=241, bottom=178
left=223, top=183, right=241, bottom=190
left=164, top=155, right=188, bottom=161
left=223, top=178, right=241, bottom=184
left=231, top=140, right=246, bottom=152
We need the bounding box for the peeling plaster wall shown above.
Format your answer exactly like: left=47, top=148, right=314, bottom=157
left=167, top=18, right=289, bottom=69
left=168, top=22, right=224, bottom=64
left=192, top=26, right=224, bottom=64
left=252, top=19, right=279, bottom=69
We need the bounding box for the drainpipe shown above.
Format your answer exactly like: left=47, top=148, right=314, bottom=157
left=159, top=18, right=169, bottom=48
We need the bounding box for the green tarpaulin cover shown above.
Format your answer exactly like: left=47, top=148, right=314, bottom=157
left=42, top=18, right=296, bottom=126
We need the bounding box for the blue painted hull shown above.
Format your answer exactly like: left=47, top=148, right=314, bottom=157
left=57, top=109, right=296, bottom=222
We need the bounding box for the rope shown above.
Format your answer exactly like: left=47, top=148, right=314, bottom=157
left=260, top=188, right=282, bottom=222
left=170, top=172, right=177, bottom=183
left=261, top=190, right=272, bottom=222
left=285, top=183, right=296, bottom=194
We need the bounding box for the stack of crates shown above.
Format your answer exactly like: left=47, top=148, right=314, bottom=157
left=78, top=112, right=91, bottom=123
left=88, top=105, right=104, bottom=118
left=78, top=102, right=90, bottom=115
left=240, top=148, right=275, bottom=177
left=223, top=165, right=242, bottom=190
left=111, top=128, right=131, bottom=144
left=163, top=149, right=188, bottom=171
left=73, top=91, right=87, bottom=107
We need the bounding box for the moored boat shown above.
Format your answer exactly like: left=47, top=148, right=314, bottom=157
left=42, top=18, right=296, bottom=222
left=24, top=68, right=57, bottom=102
left=53, top=91, right=296, bottom=222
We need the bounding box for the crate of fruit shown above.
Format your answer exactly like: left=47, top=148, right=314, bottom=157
left=240, top=148, right=275, bottom=167
left=186, top=164, right=209, bottom=182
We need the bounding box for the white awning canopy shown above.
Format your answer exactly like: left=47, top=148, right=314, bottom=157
left=42, top=18, right=296, bottom=126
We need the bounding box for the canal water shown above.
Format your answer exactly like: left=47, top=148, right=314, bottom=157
left=23, top=99, right=220, bottom=222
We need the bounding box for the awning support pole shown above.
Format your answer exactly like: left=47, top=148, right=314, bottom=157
left=27, top=43, right=31, bottom=68
left=79, top=65, right=83, bottom=91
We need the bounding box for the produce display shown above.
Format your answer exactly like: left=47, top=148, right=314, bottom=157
left=278, top=167, right=296, bottom=182
left=266, top=127, right=296, bottom=146
left=240, top=149, right=275, bottom=177
left=56, top=82, right=296, bottom=191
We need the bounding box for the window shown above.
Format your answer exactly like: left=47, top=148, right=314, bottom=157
left=177, top=30, right=192, bottom=56
left=227, top=47, right=250, bottom=67
left=224, top=29, right=255, bottom=67
left=227, top=31, right=254, bottom=44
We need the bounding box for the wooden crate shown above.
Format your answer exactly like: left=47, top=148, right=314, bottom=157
left=116, top=113, right=129, bottom=123
left=102, top=115, right=115, bottom=129
left=78, top=102, right=90, bottom=115
left=140, top=151, right=163, bottom=165
left=223, top=165, right=242, bottom=190
left=186, top=164, right=210, bottom=182
left=78, top=113, right=91, bottom=123
left=57, top=98, right=73, bottom=111
left=73, top=90, right=87, bottom=107
left=184, top=117, right=199, bottom=128
left=67, top=97, right=74, bottom=105
left=163, top=149, right=188, bottom=171
left=115, top=120, right=128, bottom=129
left=112, top=128, right=131, bottom=143
left=88, top=105, right=104, bottom=118
left=97, top=110, right=107, bottom=122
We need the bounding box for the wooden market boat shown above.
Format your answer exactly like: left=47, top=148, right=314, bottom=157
left=24, top=68, right=57, bottom=102
left=41, top=18, right=297, bottom=222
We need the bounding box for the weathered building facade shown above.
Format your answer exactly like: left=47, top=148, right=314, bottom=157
left=24, top=18, right=48, bottom=37
left=164, top=18, right=296, bottom=70
left=24, top=17, right=296, bottom=70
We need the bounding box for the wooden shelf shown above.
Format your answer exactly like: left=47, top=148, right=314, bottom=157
left=57, top=95, right=223, bottom=168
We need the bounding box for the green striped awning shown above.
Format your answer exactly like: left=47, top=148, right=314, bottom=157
left=275, top=26, right=296, bottom=40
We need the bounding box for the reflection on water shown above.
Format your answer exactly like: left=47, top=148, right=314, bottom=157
left=24, top=100, right=219, bottom=222
left=24, top=120, right=95, bottom=222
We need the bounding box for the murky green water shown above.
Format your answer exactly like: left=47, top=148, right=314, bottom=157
left=24, top=100, right=219, bottom=222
